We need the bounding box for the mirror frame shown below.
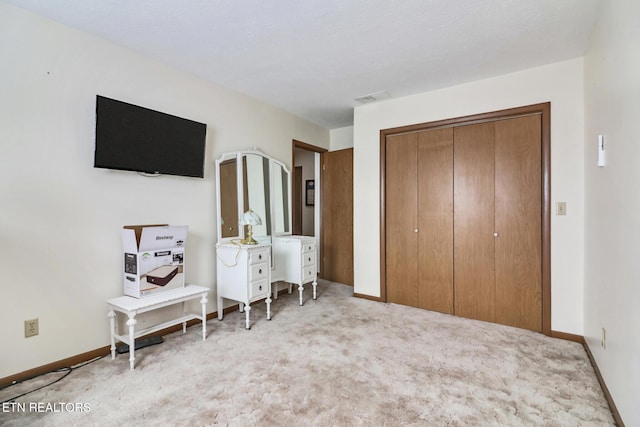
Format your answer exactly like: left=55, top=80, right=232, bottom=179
left=215, top=148, right=292, bottom=244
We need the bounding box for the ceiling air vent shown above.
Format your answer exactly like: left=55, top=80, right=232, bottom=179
left=354, top=90, right=390, bottom=104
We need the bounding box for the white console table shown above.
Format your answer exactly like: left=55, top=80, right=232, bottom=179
left=107, top=284, right=209, bottom=370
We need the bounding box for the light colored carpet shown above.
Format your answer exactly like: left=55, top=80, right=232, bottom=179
left=1, top=280, right=614, bottom=426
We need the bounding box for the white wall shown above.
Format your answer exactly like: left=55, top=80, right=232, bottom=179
left=353, top=58, right=585, bottom=335
left=330, top=126, right=354, bottom=150
left=0, top=3, right=328, bottom=379
left=584, top=1, right=640, bottom=425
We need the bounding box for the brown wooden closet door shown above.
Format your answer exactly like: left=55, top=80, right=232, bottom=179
left=494, top=115, right=542, bottom=332
left=454, top=122, right=496, bottom=323
left=386, top=133, right=418, bottom=306
left=417, top=128, right=454, bottom=314
left=321, top=149, right=354, bottom=285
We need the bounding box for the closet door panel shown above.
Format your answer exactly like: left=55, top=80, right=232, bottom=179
left=322, top=149, right=354, bottom=285
left=494, top=115, right=542, bottom=332
left=454, top=123, right=496, bottom=323
left=385, top=133, right=419, bottom=306
left=417, top=128, right=454, bottom=314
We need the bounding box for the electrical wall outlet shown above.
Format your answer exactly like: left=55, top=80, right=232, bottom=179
left=24, top=318, right=39, bottom=338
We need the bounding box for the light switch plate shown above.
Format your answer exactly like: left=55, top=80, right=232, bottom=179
left=556, top=202, right=567, bottom=216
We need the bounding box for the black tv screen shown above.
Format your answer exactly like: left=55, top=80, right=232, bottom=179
left=94, top=95, right=207, bottom=178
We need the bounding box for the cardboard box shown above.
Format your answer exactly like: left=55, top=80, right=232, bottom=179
left=121, top=224, right=188, bottom=298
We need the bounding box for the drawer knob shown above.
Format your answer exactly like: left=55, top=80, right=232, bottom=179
left=258, top=269, right=262, bottom=274
left=259, top=285, right=263, bottom=291
left=258, top=254, right=262, bottom=260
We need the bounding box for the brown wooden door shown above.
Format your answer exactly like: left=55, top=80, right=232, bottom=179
left=321, top=149, right=354, bottom=285
left=385, top=133, right=419, bottom=306
left=383, top=112, right=544, bottom=333
left=417, top=128, right=454, bottom=314
left=453, top=122, right=497, bottom=323
left=494, top=115, right=542, bottom=331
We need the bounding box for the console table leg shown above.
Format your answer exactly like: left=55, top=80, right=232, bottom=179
left=200, top=294, right=208, bottom=340
left=108, top=310, right=116, bottom=359
left=298, top=284, right=304, bottom=306
left=312, top=279, right=318, bottom=300
left=244, top=304, right=251, bottom=330
left=182, top=301, right=187, bottom=333
left=126, top=315, right=137, bottom=371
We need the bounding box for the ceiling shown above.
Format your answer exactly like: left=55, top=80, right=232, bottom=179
left=4, top=0, right=601, bottom=129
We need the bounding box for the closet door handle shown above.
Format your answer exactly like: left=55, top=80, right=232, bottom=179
left=414, top=228, right=419, bottom=233
left=493, top=232, right=499, bottom=237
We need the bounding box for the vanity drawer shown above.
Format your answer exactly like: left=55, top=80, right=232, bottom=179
left=250, top=279, right=269, bottom=298
left=249, top=250, right=269, bottom=265
left=302, top=265, right=316, bottom=284
left=303, top=251, right=316, bottom=267
left=249, top=263, right=269, bottom=281
left=302, top=242, right=315, bottom=253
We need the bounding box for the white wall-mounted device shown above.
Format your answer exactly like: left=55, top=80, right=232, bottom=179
left=597, top=134, right=606, bottom=167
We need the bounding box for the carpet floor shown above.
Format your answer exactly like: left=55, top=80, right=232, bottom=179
left=0, top=280, right=615, bottom=426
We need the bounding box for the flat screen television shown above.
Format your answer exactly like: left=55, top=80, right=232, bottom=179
left=94, top=95, right=207, bottom=178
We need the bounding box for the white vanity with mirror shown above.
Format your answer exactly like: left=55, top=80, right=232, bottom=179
left=215, top=148, right=318, bottom=329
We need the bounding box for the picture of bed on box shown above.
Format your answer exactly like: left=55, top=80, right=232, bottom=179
left=145, top=265, right=180, bottom=286
left=138, top=250, right=184, bottom=290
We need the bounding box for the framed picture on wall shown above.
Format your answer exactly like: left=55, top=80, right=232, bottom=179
left=305, top=180, right=315, bottom=206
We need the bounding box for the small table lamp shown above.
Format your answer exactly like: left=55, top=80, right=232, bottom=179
left=241, top=209, right=262, bottom=245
